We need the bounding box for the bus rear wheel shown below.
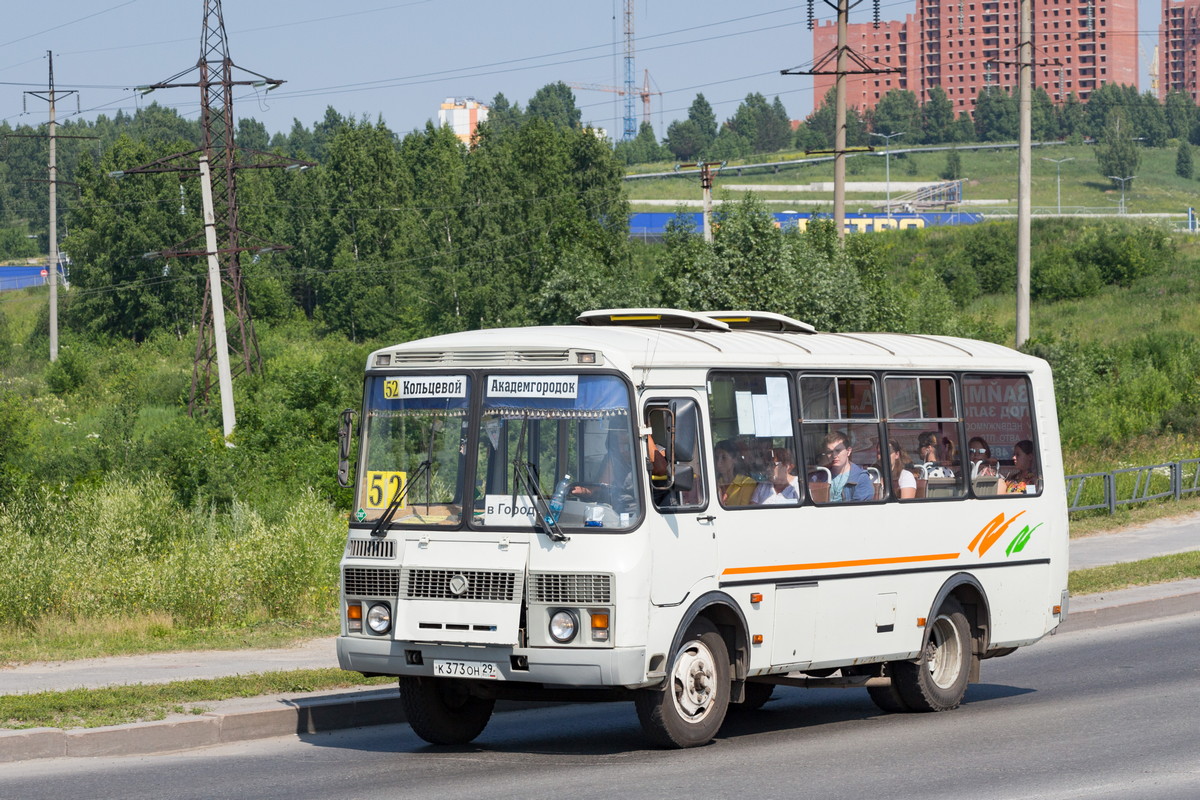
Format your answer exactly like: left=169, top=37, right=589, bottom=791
left=399, top=676, right=495, bottom=745
left=891, top=599, right=972, bottom=712
left=634, top=618, right=730, bottom=748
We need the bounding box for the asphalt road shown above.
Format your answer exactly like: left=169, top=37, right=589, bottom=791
left=2, top=612, right=1197, bottom=800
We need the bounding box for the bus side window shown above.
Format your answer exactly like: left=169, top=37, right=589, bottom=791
left=646, top=400, right=707, bottom=511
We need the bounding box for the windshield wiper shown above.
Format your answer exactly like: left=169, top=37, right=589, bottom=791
left=511, top=415, right=569, bottom=543
left=368, top=419, right=440, bottom=538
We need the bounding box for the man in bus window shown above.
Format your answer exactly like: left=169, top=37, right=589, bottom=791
left=821, top=431, right=875, bottom=503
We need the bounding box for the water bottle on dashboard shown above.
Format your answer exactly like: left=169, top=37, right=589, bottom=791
left=546, top=474, right=572, bottom=525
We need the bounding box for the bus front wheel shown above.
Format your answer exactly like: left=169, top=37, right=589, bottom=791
left=891, top=599, right=972, bottom=712
left=634, top=617, right=731, bottom=748
left=399, top=676, right=495, bottom=745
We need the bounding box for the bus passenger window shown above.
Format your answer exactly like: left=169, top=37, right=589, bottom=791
left=962, top=374, right=1040, bottom=496
left=883, top=375, right=965, bottom=500
left=799, top=374, right=884, bottom=504
left=706, top=372, right=798, bottom=508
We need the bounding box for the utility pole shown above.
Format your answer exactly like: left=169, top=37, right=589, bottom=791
left=678, top=161, right=723, bottom=242
left=198, top=155, right=235, bottom=439
left=24, top=52, right=78, bottom=363
left=784, top=0, right=896, bottom=242
left=1015, top=0, right=1032, bottom=349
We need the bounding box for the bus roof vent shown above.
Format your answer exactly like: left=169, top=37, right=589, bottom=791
left=702, top=311, right=817, bottom=334
left=576, top=308, right=730, bottom=331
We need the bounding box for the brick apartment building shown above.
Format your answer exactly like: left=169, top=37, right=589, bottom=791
left=813, top=0, right=1138, bottom=118
left=1160, top=0, right=1200, bottom=101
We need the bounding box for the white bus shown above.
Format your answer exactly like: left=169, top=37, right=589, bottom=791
left=336, top=309, right=1068, bottom=748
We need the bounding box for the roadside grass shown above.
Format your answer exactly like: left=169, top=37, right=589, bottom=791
left=1068, top=550, right=1200, bottom=595
left=0, top=669, right=393, bottom=731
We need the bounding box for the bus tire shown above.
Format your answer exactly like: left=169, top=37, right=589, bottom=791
left=891, top=599, right=972, bottom=712
left=634, top=617, right=730, bottom=748
left=399, top=676, right=495, bottom=745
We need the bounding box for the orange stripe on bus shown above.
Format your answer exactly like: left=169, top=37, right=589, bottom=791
left=721, top=552, right=962, bottom=576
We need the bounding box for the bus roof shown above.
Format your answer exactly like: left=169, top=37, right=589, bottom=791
left=368, top=310, right=1043, bottom=374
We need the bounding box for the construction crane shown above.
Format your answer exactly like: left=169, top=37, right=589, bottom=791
left=568, top=69, right=661, bottom=138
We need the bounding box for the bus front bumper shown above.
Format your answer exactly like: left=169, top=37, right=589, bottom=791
left=337, top=636, right=650, bottom=689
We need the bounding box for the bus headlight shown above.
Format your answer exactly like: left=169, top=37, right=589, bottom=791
left=366, top=603, right=392, bottom=635
left=549, top=609, right=579, bottom=643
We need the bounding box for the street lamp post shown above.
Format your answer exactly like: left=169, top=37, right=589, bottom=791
left=1108, top=175, right=1135, bottom=214
left=870, top=131, right=905, bottom=218
left=1042, top=156, right=1073, bottom=215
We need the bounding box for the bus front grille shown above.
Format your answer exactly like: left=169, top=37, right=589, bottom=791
left=532, top=573, right=612, bottom=604
left=343, top=567, right=401, bottom=596
left=402, top=568, right=520, bottom=602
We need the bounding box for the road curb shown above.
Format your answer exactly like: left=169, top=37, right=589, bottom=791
left=0, top=689, right=403, bottom=765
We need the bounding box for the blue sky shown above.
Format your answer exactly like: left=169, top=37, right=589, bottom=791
left=0, top=1, right=1160, bottom=140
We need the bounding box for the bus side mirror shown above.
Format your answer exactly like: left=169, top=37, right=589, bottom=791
left=669, top=399, right=698, bottom=463
left=672, top=465, right=695, bottom=493
left=337, top=409, right=357, bottom=488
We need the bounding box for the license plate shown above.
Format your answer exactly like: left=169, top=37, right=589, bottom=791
left=432, top=659, right=504, bottom=680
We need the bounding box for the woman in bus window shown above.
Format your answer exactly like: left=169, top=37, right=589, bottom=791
left=751, top=447, right=801, bottom=505
left=1006, top=439, right=1039, bottom=493
left=889, top=440, right=917, bottom=499
left=968, top=436, right=999, bottom=477
left=715, top=439, right=757, bottom=506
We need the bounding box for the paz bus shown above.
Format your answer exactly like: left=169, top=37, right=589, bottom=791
left=335, top=309, right=1068, bottom=748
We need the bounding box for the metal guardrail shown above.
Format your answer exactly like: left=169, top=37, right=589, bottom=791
left=1066, top=458, right=1200, bottom=514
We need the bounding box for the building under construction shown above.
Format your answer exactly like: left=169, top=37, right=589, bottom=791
left=812, top=0, right=1137, bottom=117
left=1160, top=0, right=1200, bottom=101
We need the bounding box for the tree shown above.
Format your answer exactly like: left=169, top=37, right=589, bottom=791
left=921, top=86, right=956, bottom=144
left=796, top=88, right=868, bottom=150
left=686, top=94, right=718, bottom=146
left=871, top=89, right=919, bottom=138
left=941, top=148, right=962, bottom=181
left=236, top=118, right=270, bottom=151
left=1177, top=140, right=1193, bottom=180
left=484, top=92, right=523, bottom=134
left=726, top=92, right=791, bottom=154
left=1058, top=93, right=1087, bottom=142
left=1096, top=109, right=1141, bottom=188
left=1031, top=88, right=1056, bottom=141
left=526, top=82, right=582, bottom=129
left=973, top=88, right=1017, bottom=141
left=665, top=119, right=707, bottom=161
left=63, top=136, right=203, bottom=341
left=614, top=121, right=667, bottom=165
left=1164, top=90, right=1196, bottom=141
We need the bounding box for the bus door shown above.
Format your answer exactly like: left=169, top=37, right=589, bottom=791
left=644, top=394, right=716, bottom=606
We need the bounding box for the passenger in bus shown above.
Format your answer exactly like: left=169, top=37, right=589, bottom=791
left=820, top=431, right=875, bottom=503
left=1006, top=439, right=1039, bottom=493
left=751, top=447, right=801, bottom=505
left=967, top=436, right=999, bottom=477
left=715, top=439, right=757, bottom=506
left=889, top=440, right=917, bottom=499
left=917, top=431, right=940, bottom=465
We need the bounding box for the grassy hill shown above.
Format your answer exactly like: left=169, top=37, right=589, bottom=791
left=623, top=143, right=1200, bottom=217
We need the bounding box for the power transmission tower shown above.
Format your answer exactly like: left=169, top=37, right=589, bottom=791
left=783, top=0, right=897, bottom=241
left=113, top=0, right=311, bottom=434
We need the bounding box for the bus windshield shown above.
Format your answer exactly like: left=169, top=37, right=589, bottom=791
left=356, top=374, right=470, bottom=527
left=472, top=374, right=641, bottom=531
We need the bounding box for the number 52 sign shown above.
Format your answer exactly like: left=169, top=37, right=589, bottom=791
left=365, top=471, right=407, bottom=509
